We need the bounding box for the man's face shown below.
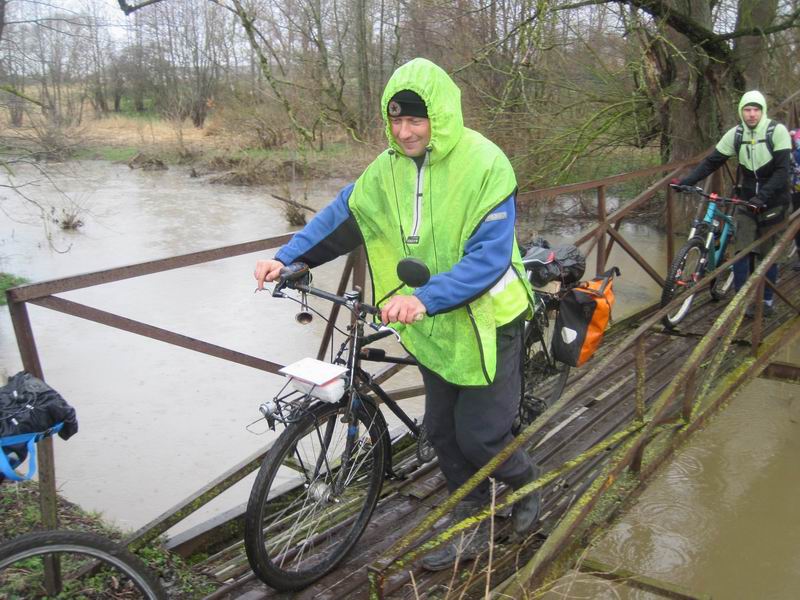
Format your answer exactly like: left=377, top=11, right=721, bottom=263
left=742, top=105, right=763, bottom=129
left=390, top=116, right=431, bottom=157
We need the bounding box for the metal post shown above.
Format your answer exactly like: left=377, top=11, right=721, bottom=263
left=630, top=337, right=647, bottom=474
left=682, top=369, right=697, bottom=422
left=752, top=276, right=765, bottom=349
left=7, top=299, right=61, bottom=595
left=596, top=185, right=607, bottom=275
left=666, top=184, right=675, bottom=266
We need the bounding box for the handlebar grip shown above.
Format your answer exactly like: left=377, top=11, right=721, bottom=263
left=669, top=183, right=702, bottom=194
left=279, top=262, right=310, bottom=282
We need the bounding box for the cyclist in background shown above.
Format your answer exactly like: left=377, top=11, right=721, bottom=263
left=677, top=90, right=791, bottom=317
left=253, top=58, right=541, bottom=570
left=790, top=129, right=800, bottom=271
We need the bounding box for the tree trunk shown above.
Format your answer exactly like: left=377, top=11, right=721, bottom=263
left=733, top=0, right=779, bottom=89
left=354, top=0, right=372, bottom=133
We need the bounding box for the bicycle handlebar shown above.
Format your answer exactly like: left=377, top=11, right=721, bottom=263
left=669, top=184, right=759, bottom=210
left=273, top=262, right=381, bottom=316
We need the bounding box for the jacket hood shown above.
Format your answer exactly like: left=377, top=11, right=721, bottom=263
left=381, top=58, right=464, bottom=162
left=738, top=90, right=768, bottom=129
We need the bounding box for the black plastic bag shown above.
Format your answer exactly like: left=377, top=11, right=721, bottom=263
left=552, top=244, right=586, bottom=285
left=1, top=372, right=78, bottom=477
left=522, top=238, right=586, bottom=286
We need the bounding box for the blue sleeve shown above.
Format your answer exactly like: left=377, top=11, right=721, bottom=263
left=414, top=195, right=517, bottom=315
left=275, top=184, right=362, bottom=267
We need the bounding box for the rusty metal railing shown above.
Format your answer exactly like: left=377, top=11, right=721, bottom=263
left=5, top=235, right=382, bottom=591
left=366, top=202, right=800, bottom=598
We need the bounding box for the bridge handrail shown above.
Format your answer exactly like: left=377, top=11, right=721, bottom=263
left=367, top=206, right=800, bottom=597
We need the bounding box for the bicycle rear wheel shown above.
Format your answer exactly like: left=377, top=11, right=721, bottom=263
left=518, top=309, right=570, bottom=428
left=661, top=238, right=706, bottom=328
left=244, top=396, right=386, bottom=591
left=0, top=530, right=166, bottom=599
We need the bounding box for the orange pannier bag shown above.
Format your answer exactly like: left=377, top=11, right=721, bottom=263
left=551, top=267, right=620, bottom=367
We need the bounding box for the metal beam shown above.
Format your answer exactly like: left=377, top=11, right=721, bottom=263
left=578, top=558, right=712, bottom=600
left=760, top=361, right=800, bottom=384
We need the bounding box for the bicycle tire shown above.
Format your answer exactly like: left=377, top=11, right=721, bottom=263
left=244, top=396, right=386, bottom=591
left=661, top=238, right=707, bottom=328
left=516, top=309, right=570, bottom=430
left=709, top=241, right=735, bottom=301
left=0, top=530, right=166, bottom=600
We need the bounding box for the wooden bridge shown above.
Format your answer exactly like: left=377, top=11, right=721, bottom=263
left=6, top=154, right=800, bottom=598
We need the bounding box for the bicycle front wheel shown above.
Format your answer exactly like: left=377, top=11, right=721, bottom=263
left=661, top=238, right=706, bottom=328
left=244, top=396, right=386, bottom=591
left=0, top=530, right=166, bottom=599
left=709, top=241, right=735, bottom=301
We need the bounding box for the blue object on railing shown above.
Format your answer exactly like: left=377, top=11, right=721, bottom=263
left=0, top=422, right=64, bottom=482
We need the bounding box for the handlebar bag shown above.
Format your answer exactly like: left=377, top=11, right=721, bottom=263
left=522, top=240, right=586, bottom=287
left=0, top=372, right=78, bottom=483
left=552, top=268, right=619, bottom=367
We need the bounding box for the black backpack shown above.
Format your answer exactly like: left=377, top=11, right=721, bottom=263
left=1, top=372, right=78, bottom=482
left=733, top=120, right=778, bottom=157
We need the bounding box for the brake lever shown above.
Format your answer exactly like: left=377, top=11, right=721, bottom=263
left=271, top=279, right=288, bottom=298
left=369, top=323, right=402, bottom=342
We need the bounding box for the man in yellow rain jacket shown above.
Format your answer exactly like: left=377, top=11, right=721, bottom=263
left=255, top=58, right=541, bottom=570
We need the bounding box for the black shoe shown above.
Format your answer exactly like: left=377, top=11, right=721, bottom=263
left=745, top=303, right=775, bottom=318
left=793, top=261, right=800, bottom=272
left=511, top=470, right=542, bottom=535
left=420, top=501, right=489, bottom=571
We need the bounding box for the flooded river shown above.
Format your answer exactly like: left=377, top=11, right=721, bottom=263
left=549, top=352, right=800, bottom=599
left=2, top=161, right=797, bottom=585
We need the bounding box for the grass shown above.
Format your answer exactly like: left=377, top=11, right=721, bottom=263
left=0, top=481, right=219, bottom=598
left=72, top=145, right=142, bottom=163
left=0, top=273, right=28, bottom=305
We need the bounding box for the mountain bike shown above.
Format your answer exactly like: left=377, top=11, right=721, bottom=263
left=244, top=257, right=577, bottom=591
left=661, top=185, right=757, bottom=328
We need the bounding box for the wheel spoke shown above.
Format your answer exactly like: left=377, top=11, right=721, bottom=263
left=244, top=399, right=385, bottom=590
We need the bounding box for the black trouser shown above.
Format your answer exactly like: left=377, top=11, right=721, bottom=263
left=793, top=191, right=800, bottom=251
left=420, top=319, right=535, bottom=504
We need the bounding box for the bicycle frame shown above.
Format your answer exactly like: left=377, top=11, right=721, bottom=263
left=687, top=198, right=736, bottom=271
left=266, top=277, right=422, bottom=440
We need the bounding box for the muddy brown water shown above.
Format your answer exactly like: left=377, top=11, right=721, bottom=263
left=545, top=357, right=800, bottom=599
left=2, top=161, right=796, bottom=589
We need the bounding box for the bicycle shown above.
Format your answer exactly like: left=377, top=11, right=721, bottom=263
left=0, top=426, right=167, bottom=599
left=0, top=530, right=167, bottom=599
left=244, top=256, right=578, bottom=590
left=515, top=239, right=595, bottom=427
left=661, top=185, right=757, bottom=328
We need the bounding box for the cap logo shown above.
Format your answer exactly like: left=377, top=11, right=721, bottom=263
left=388, top=100, right=402, bottom=117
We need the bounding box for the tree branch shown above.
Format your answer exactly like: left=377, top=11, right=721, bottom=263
left=0, top=85, right=45, bottom=107
left=555, top=1, right=800, bottom=63
left=116, top=0, right=167, bottom=16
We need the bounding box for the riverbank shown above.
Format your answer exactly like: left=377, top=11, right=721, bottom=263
left=0, top=480, right=219, bottom=598
left=1, top=113, right=376, bottom=186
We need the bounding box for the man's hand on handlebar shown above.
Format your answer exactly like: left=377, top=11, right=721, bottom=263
left=381, top=295, right=427, bottom=325
left=748, top=196, right=766, bottom=213
left=254, top=259, right=286, bottom=290
left=669, top=182, right=703, bottom=194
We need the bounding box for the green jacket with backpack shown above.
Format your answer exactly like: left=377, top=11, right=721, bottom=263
left=680, top=90, right=792, bottom=211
